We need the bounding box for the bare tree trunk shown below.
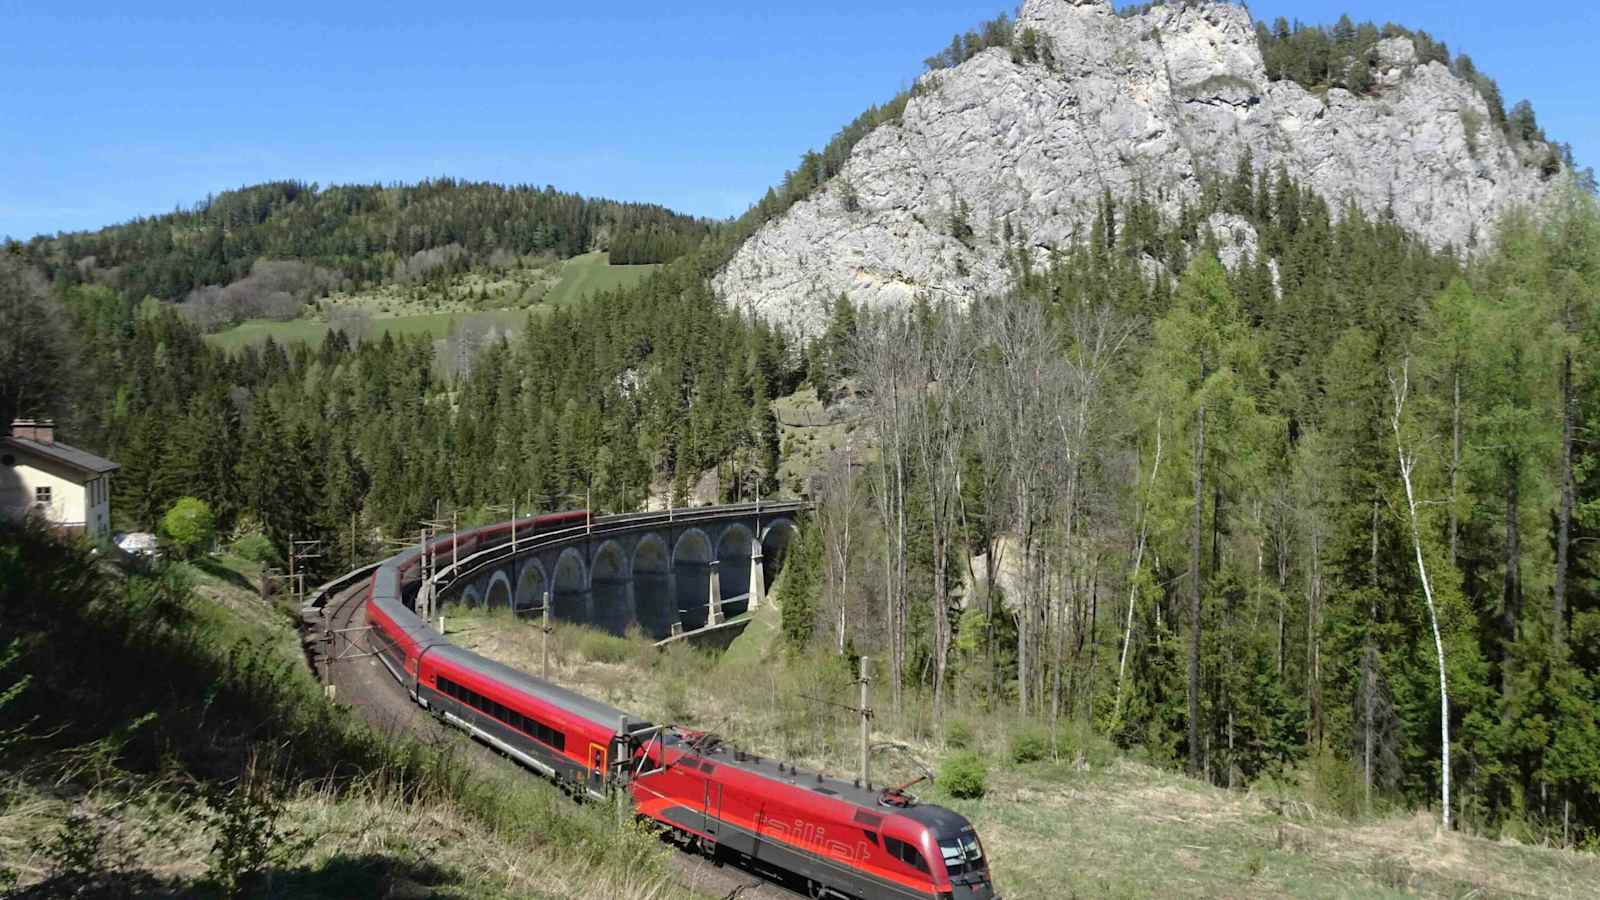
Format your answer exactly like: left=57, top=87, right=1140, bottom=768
left=1364, top=497, right=1379, bottom=804
left=1392, top=360, right=1453, bottom=832
left=1054, top=473, right=1078, bottom=738
left=1019, top=510, right=1032, bottom=716
left=1555, top=350, right=1574, bottom=644
left=1449, top=369, right=1462, bottom=568
left=1187, top=402, right=1206, bottom=778
left=1276, top=535, right=1288, bottom=678
left=1362, top=644, right=1376, bottom=810
left=1503, top=471, right=1521, bottom=703
left=1117, top=420, right=1162, bottom=716
left=1087, top=554, right=1101, bottom=713
left=855, top=314, right=913, bottom=718
left=1307, top=524, right=1323, bottom=744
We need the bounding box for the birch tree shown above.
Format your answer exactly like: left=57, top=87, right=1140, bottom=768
left=1390, top=358, right=1452, bottom=831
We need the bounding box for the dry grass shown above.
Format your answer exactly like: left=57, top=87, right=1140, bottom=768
left=0, top=548, right=691, bottom=900
left=0, top=771, right=687, bottom=899
left=450, top=607, right=1600, bottom=899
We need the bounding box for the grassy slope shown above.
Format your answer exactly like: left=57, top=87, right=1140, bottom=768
left=202, top=252, right=658, bottom=351
left=771, top=385, right=865, bottom=498
left=543, top=251, right=659, bottom=307
left=445, top=606, right=1600, bottom=899
left=0, top=531, right=686, bottom=899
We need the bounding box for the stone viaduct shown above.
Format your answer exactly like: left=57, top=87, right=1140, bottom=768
left=430, top=503, right=803, bottom=641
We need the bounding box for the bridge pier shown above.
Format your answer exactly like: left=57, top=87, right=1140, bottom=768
left=706, top=559, right=724, bottom=626
left=749, top=543, right=765, bottom=610
left=667, top=570, right=683, bottom=634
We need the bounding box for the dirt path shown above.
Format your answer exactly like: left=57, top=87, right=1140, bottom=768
left=311, top=581, right=802, bottom=900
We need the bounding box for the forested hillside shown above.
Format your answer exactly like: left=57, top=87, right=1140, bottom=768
left=782, top=176, right=1600, bottom=848
left=0, top=250, right=790, bottom=567
left=6, top=179, right=711, bottom=312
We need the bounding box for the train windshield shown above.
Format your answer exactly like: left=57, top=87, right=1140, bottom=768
left=938, top=833, right=987, bottom=878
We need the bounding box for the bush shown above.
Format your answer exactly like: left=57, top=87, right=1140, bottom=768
left=1009, top=726, right=1050, bottom=764
left=945, top=719, right=974, bottom=750
left=231, top=533, right=280, bottom=566
left=200, top=770, right=310, bottom=896
left=575, top=628, right=635, bottom=665
left=161, top=497, right=215, bottom=560
left=1054, top=718, right=1116, bottom=769
left=1305, top=748, right=1364, bottom=819
left=940, top=751, right=988, bottom=799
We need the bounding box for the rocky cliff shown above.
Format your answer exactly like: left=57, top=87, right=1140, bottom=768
left=716, top=0, right=1559, bottom=334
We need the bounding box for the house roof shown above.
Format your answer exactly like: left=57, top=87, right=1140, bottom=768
left=2, top=436, right=119, bottom=476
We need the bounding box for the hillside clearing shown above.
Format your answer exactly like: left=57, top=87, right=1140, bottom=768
left=203, top=251, right=658, bottom=351
left=442, top=604, right=1600, bottom=899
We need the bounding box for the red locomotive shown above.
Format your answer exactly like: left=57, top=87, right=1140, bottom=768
left=366, top=512, right=997, bottom=900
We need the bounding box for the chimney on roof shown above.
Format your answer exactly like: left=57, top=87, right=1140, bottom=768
left=10, top=419, right=54, bottom=444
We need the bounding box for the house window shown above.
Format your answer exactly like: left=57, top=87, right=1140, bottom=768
left=35, top=486, right=52, bottom=505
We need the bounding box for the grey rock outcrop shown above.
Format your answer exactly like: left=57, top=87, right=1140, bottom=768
left=716, top=0, right=1558, bottom=334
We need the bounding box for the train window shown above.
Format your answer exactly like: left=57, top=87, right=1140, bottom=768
left=437, top=676, right=566, bottom=752
left=884, top=837, right=929, bottom=873
left=861, top=829, right=879, bottom=846
left=939, top=834, right=986, bottom=877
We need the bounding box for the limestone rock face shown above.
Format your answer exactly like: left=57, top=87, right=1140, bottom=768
left=715, top=0, right=1557, bottom=334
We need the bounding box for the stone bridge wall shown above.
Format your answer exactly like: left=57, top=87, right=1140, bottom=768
left=438, top=512, right=799, bottom=640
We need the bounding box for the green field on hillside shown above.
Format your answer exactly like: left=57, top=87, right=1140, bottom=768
left=544, top=251, right=659, bottom=306
left=202, top=252, right=656, bottom=352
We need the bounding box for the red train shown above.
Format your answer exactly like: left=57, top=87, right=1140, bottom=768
left=366, top=511, right=997, bottom=900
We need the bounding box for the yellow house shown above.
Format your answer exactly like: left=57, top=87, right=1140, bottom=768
left=1, top=419, right=119, bottom=538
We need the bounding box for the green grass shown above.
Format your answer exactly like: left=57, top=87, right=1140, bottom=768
left=772, top=385, right=859, bottom=498
left=543, top=251, right=659, bottom=307
left=203, top=252, right=655, bottom=352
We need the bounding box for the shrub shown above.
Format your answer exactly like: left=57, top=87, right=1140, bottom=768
left=231, top=533, right=280, bottom=566
left=39, top=811, right=108, bottom=889
left=1054, top=718, right=1116, bottom=769
left=200, top=769, right=311, bottom=897
left=940, top=751, right=988, bottom=799
left=1009, top=726, right=1050, bottom=764
left=945, top=719, right=974, bottom=750
left=1305, top=748, right=1364, bottom=819
left=575, top=628, right=635, bottom=665
left=161, top=497, right=216, bottom=560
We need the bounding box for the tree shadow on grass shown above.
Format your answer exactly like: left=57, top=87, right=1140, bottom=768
left=190, top=556, right=259, bottom=596
left=10, top=855, right=461, bottom=900
left=264, top=853, right=463, bottom=899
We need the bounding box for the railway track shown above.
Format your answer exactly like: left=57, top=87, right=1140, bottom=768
left=307, top=569, right=806, bottom=900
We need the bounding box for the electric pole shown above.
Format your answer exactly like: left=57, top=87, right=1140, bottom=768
left=542, top=590, right=552, bottom=680
left=860, top=656, right=873, bottom=790
left=288, top=537, right=324, bottom=608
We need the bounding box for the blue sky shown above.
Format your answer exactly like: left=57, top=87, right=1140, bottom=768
left=2, top=1, right=1594, bottom=241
